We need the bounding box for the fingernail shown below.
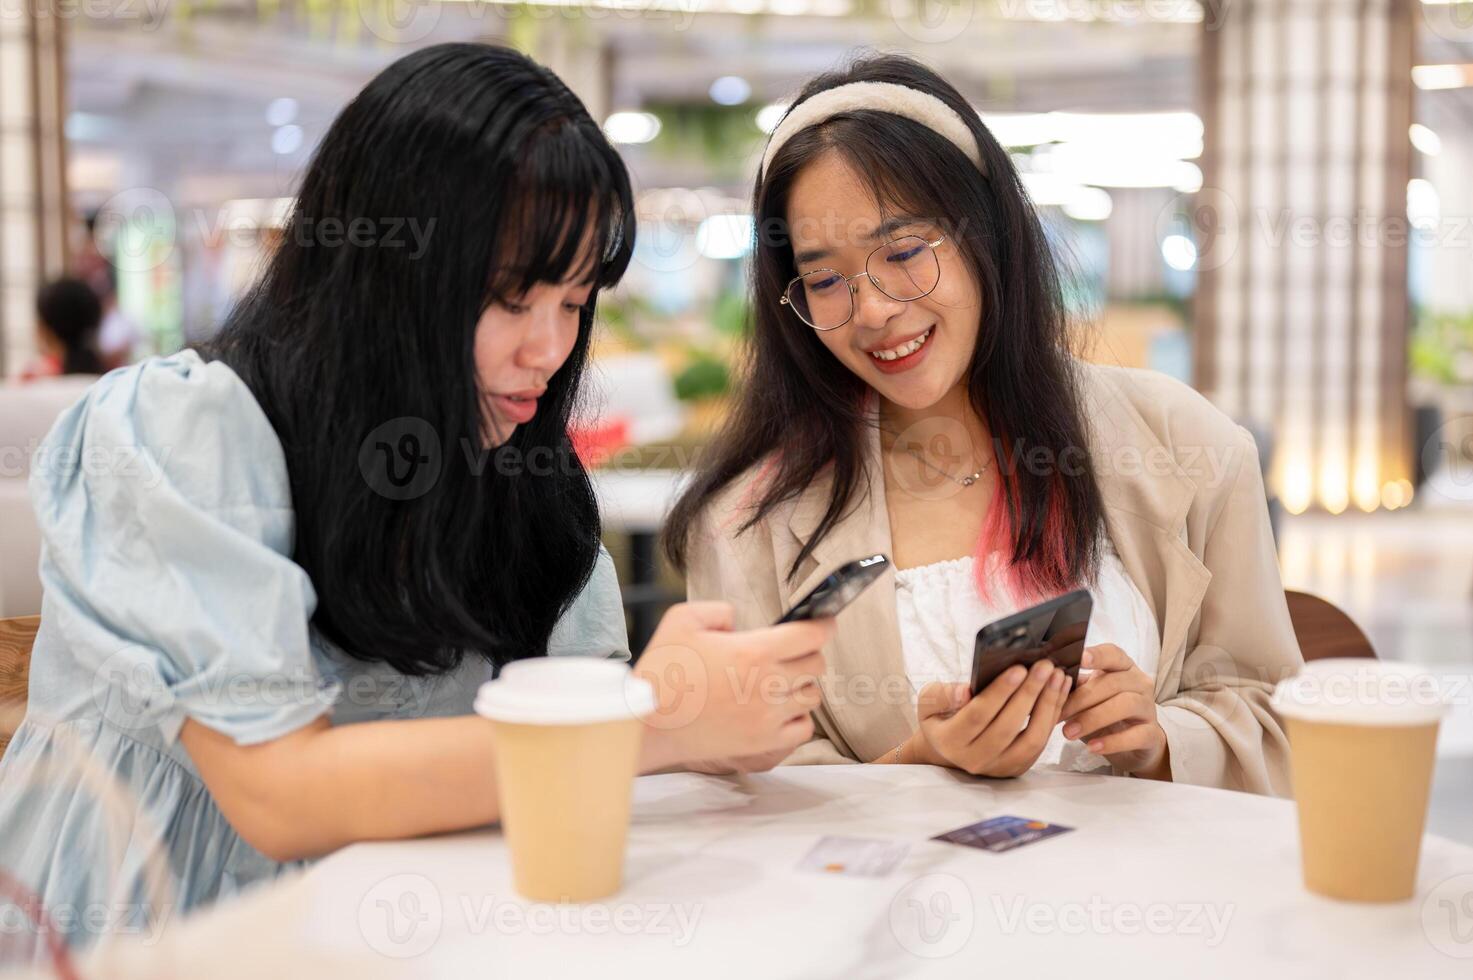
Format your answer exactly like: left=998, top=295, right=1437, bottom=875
left=1052, top=672, right=1066, bottom=690
left=1007, top=667, right=1026, bottom=685
left=1088, top=740, right=1104, bottom=752
left=952, top=685, right=969, bottom=707
left=1063, top=723, right=1080, bottom=738
left=1081, top=649, right=1094, bottom=668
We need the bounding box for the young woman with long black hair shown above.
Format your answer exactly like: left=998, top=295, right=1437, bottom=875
left=666, top=55, right=1301, bottom=793
left=0, top=43, right=829, bottom=950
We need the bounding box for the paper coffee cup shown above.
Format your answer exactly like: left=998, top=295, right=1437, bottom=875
left=475, top=658, right=656, bottom=902
left=1272, top=659, right=1448, bottom=902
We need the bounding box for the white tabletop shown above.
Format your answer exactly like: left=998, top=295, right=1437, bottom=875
left=61, top=764, right=1471, bottom=980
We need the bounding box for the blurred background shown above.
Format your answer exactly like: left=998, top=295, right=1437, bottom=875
left=1, top=0, right=1470, bottom=833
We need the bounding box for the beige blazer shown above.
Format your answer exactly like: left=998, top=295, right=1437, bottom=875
left=685, top=364, right=1303, bottom=796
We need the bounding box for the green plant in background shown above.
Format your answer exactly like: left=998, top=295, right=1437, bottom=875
left=671, top=289, right=746, bottom=401
left=648, top=104, right=767, bottom=178
left=710, top=288, right=751, bottom=338
left=503, top=4, right=593, bottom=58
left=595, top=294, right=656, bottom=350
left=1411, top=309, right=1473, bottom=385
left=673, top=349, right=730, bottom=402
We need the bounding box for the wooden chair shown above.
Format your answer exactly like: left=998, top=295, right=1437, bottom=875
left=1284, top=590, right=1376, bottom=662
left=0, top=616, right=39, bottom=760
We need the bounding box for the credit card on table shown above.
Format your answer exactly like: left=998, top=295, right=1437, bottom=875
left=796, top=835, right=910, bottom=877
left=932, top=815, right=1073, bottom=853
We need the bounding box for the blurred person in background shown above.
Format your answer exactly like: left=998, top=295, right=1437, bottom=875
left=19, top=277, right=105, bottom=381
left=667, top=54, right=1302, bottom=795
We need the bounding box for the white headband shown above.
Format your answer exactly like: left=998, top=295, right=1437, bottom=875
left=759, top=81, right=987, bottom=181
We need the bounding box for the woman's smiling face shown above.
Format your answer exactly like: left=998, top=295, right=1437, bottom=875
left=783, top=151, right=983, bottom=411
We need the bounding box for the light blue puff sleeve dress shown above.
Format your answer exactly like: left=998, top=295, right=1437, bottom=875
left=0, top=349, right=630, bottom=952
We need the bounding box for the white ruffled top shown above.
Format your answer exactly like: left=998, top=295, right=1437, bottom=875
left=894, top=542, right=1160, bottom=772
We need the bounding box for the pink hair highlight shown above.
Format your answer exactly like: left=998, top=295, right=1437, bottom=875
left=973, top=431, right=1079, bottom=605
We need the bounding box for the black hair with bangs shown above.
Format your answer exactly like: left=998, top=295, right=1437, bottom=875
left=203, top=43, right=635, bottom=674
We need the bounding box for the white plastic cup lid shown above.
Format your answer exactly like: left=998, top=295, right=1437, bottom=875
left=474, top=657, right=656, bottom=726
left=1271, top=658, right=1450, bottom=727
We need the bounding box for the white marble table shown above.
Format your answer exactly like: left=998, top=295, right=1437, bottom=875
left=50, top=765, right=1473, bottom=979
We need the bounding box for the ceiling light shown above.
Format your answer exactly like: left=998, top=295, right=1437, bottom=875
left=756, top=102, right=788, bottom=134
left=709, top=76, right=752, bottom=106
left=1410, top=123, right=1443, bottom=156
left=1161, top=234, right=1198, bottom=272
left=1413, top=64, right=1471, bottom=90
left=604, top=111, right=661, bottom=145
left=1062, top=186, right=1114, bottom=221
left=271, top=125, right=303, bottom=155
left=696, top=214, right=754, bottom=260
left=1407, top=178, right=1440, bottom=224
left=266, top=97, right=298, bottom=128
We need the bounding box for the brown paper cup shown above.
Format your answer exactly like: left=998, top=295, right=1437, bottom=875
left=475, top=659, right=655, bottom=903
left=1274, top=659, right=1448, bottom=902
left=1283, top=717, right=1438, bottom=901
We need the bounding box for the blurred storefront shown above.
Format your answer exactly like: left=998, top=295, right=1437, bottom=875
left=1, top=0, right=1470, bottom=542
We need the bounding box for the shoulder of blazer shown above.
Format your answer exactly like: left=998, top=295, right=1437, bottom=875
left=1079, top=363, right=1247, bottom=451
left=1077, top=361, right=1261, bottom=532
left=687, top=456, right=790, bottom=554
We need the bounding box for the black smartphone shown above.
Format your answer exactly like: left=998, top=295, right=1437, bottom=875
left=969, top=589, right=1093, bottom=696
left=776, top=554, right=890, bottom=623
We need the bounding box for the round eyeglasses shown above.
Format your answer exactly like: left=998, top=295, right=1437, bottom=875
left=780, top=235, right=946, bottom=331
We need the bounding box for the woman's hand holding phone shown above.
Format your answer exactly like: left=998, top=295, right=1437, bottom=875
left=634, top=601, right=832, bottom=773
left=1059, top=643, right=1170, bottom=780
left=901, top=659, right=1071, bottom=776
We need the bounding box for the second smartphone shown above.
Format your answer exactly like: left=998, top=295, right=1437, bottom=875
left=969, top=589, right=1093, bottom=696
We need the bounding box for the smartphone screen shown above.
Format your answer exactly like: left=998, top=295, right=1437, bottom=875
left=777, top=554, right=890, bottom=623
left=969, top=589, right=1092, bottom=696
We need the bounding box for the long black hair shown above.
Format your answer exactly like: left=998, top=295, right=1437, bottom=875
left=204, top=43, right=634, bottom=674
left=666, top=53, right=1104, bottom=599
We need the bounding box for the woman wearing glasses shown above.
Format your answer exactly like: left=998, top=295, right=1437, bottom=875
left=665, top=55, right=1302, bottom=794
